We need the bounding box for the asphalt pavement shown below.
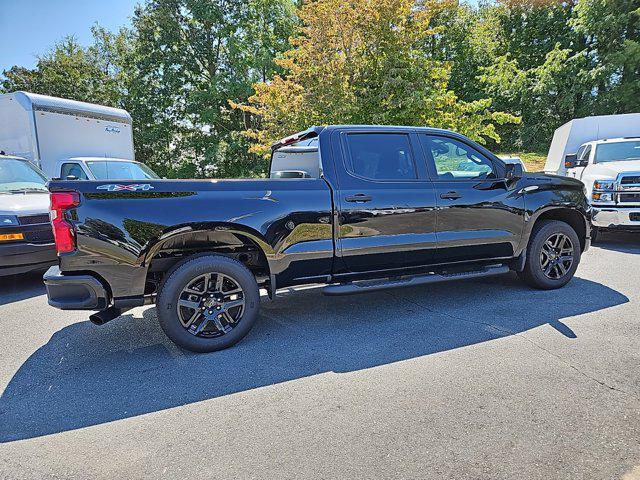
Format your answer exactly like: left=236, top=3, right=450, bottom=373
left=0, top=232, right=639, bottom=479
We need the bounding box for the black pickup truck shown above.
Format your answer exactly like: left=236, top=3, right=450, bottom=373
left=44, top=125, right=591, bottom=352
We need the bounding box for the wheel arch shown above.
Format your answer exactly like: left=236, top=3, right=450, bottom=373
left=529, top=207, right=588, bottom=252
left=142, top=224, right=274, bottom=295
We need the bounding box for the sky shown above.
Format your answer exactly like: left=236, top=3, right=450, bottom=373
left=0, top=0, right=137, bottom=73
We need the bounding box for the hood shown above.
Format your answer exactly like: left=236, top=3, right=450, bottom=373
left=586, top=160, right=640, bottom=179
left=0, top=192, right=50, bottom=216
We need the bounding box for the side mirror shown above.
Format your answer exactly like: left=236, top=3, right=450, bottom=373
left=505, top=162, right=523, bottom=182
left=564, top=154, right=578, bottom=169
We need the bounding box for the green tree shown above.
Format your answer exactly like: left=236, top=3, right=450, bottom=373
left=1, top=28, right=131, bottom=108
left=129, top=0, right=297, bottom=177
left=471, top=0, right=594, bottom=150
left=235, top=0, right=519, bottom=158
left=573, top=0, right=640, bottom=113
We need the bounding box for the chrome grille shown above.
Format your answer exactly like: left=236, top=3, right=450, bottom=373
left=619, top=193, right=640, bottom=203
left=23, top=227, right=54, bottom=244
left=18, top=214, right=51, bottom=225
left=620, top=175, right=640, bottom=185
left=617, top=174, right=640, bottom=205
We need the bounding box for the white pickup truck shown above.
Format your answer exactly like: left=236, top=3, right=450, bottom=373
left=564, top=138, right=640, bottom=238
left=544, top=114, right=640, bottom=240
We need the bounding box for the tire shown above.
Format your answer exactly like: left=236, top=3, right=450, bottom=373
left=519, top=220, right=581, bottom=290
left=156, top=255, right=260, bottom=353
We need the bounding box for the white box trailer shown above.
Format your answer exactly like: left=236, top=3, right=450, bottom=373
left=0, top=91, right=156, bottom=180
left=544, top=113, right=640, bottom=176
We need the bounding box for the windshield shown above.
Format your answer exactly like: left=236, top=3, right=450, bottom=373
left=0, top=159, right=48, bottom=193
left=86, top=161, right=160, bottom=180
left=594, top=141, right=640, bottom=163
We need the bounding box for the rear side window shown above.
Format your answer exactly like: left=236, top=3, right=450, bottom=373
left=345, top=133, right=417, bottom=181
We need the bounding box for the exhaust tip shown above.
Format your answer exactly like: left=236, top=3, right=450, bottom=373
left=89, top=306, right=123, bottom=326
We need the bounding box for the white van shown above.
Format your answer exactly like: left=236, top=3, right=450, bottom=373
left=0, top=91, right=158, bottom=180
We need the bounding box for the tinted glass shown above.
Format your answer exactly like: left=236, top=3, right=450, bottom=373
left=423, top=136, right=495, bottom=180
left=0, top=159, right=48, bottom=192
left=345, top=133, right=416, bottom=180
left=61, top=163, right=89, bottom=180
left=580, top=145, right=591, bottom=162
left=86, top=161, right=159, bottom=180
left=595, top=141, right=640, bottom=163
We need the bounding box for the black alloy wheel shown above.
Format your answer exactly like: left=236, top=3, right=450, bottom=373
left=157, top=255, right=260, bottom=352
left=539, top=232, right=574, bottom=280
left=518, top=219, right=581, bottom=290
left=177, top=272, right=245, bottom=338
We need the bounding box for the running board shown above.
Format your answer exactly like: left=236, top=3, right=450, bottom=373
left=322, top=264, right=510, bottom=296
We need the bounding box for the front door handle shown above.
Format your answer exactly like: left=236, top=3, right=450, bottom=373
left=440, top=191, right=461, bottom=200
left=345, top=193, right=373, bottom=203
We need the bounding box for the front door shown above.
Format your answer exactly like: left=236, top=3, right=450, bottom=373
left=419, top=134, right=525, bottom=263
left=335, top=130, right=437, bottom=273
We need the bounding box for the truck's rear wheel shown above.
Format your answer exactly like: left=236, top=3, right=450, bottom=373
left=519, top=220, right=581, bottom=290
left=156, top=255, right=260, bottom=352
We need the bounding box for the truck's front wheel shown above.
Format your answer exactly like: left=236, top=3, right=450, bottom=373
left=519, top=220, right=581, bottom=290
left=156, top=255, right=260, bottom=352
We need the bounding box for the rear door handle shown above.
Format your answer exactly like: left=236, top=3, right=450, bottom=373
left=345, top=194, right=373, bottom=203
left=440, top=191, right=461, bottom=200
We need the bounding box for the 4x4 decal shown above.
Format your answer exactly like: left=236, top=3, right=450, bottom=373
left=96, top=184, right=154, bottom=192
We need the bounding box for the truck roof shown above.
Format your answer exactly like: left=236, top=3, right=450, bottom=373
left=585, top=137, right=640, bottom=146
left=271, top=125, right=470, bottom=151
left=3, top=91, right=132, bottom=124
left=0, top=154, right=28, bottom=161
left=67, top=156, right=143, bottom=163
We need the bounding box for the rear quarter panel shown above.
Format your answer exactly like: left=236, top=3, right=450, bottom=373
left=51, top=179, right=333, bottom=297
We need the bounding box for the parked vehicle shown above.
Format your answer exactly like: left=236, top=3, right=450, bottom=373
left=499, top=156, right=527, bottom=172
left=43, top=125, right=591, bottom=352
left=0, top=155, right=56, bottom=276
left=0, top=91, right=159, bottom=180
left=544, top=114, right=640, bottom=239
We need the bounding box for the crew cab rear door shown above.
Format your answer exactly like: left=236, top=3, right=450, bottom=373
left=419, top=133, right=524, bottom=263
left=333, top=129, right=437, bottom=272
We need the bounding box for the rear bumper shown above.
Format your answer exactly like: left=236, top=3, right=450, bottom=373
left=592, top=207, right=640, bottom=228
left=43, top=266, right=110, bottom=310
left=0, top=242, right=57, bottom=276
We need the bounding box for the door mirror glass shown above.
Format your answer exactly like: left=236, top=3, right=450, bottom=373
left=564, top=154, right=578, bottom=168
left=505, top=162, right=523, bottom=181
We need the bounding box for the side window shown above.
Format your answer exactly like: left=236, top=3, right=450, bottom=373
left=575, top=145, right=586, bottom=160
left=422, top=136, right=496, bottom=180
left=345, top=133, right=416, bottom=181
left=60, top=163, right=88, bottom=180
left=580, top=145, right=591, bottom=162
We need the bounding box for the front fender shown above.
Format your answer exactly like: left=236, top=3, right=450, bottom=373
left=517, top=180, right=590, bottom=255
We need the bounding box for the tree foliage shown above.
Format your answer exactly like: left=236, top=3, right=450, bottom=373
left=234, top=0, right=519, bottom=157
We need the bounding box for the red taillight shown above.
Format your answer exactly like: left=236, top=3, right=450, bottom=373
left=50, top=192, right=80, bottom=254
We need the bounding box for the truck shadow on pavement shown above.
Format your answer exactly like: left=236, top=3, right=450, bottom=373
left=0, top=272, right=46, bottom=307
left=593, top=231, right=640, bottom=254
left=0, top=273, right=629, bottom=442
